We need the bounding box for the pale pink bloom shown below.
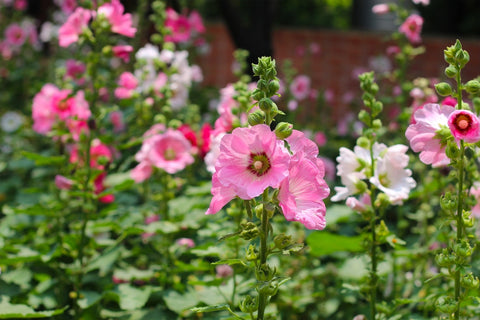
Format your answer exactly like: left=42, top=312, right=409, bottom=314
left=145, top=214, right=159, bottom=224
left=58, top=7, right=92, bottom=47
left=346, top=194, right=370, bottom=213
left=470, top=182, right=480, bottom=218
left=55, top=0, right=77, bottom=14
left=314, top=132, right=327, bottom=147
left=146, top=129, right=194, bottom=174
left=410, top=87, right=424, bottom=100
left=372, top=4, right=389, bottom=15
left=295, top=45, right=306, bottom=57
left=112, top=45, right=133, bottom=62
left=188, top=10, right=206, bottom=34
left=386, top=45, right=401, bottom=56
left=342, top=91, right=355, bottom=105
left=204, top=133, right=225, bottom=173
left=399, top=14, right=423, bottom=44
left=66, top=118, right=89, bottom=141
left=309, top=88, right=319, bottom=100
left=319, top=156, right=336, bottom=181
left=32, top=84, right=60, bottom=134
left=97, top=0, right=136, bottom=37
left=130, top=161, right=153, bottom=183
left=176, top=237, right=195, bottom=248
left=370, top=145, right=416, bottom=205
left=114, top=72, right=138, bottom=99
left=109, top=110, right=125, bottom=132
left=290, top=75, right=311, bottom=101
left=55, top=175, right=74, bottom=190
left=412, top=0, right=429, bottom=5
left=190, top=64, right=203, bottom=83
left=448, top=110, right=480, bottom=143
left=406, top=103, right=454, bottom=167
left=324, top=88, right=335, bottom=104
left=216, top=264, right=233, bottom=278
left=206, top=125, right=290, bottom=214
left=4, top=23, right=26, bottom=47
left=165, top=8, right=191, bottom=43
left=287, top=100, right=298, bottom=111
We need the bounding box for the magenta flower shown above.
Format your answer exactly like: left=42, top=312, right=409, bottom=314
left=4, top=23, right=26, bottom=47
left=114, top=72, right=138, bottom=99
left=206, top=125, right=290, bottom=214
left=164, top=8, right=192, bottom=43
left=112, top=45, right=133, bottom=62
left=58, top=7, right=92, bottom=47
left=290, top=75, right=311, bottom=101
left=55, top=175, right=74, bottom=190
left=97, top=0, right=136, bottom=37
left=399, top=14, right=423, bottom=44
left=405, top=103, right=454, bottom=167
left=448, top=109, right=480, bottom=143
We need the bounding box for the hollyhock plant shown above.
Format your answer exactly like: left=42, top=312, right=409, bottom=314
left=112, top=44, right=133, bottom=62
left=290, top=75, right=311, bottom=101
left=58, top=7, right=92, bottom=47
left=399, top=14, right=423, bottom=44
left=405, top=103, right=455, bottom=167
left=206, top=124, right=290, bottom=214
left=447, top=109, right=480, bottom=143
left=4, top=23, right=26, bottom=47
left=97, top=0, right=136, bottom=37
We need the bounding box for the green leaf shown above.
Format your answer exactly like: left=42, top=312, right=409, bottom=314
left=325, top=205, right=355, bottom=225
left=307, top=232, right=363, bottom=256
left=117, top=284, right=151, bottom=310
left=163, top=289, right=199, bottom=314
left=21, top=151, right=65, bottom=166
left=144, top=221, right=179, bottom=234
left=104, top=172, right=135, bottom=192
left=211, top=259, right=246, bottom=266
left=0, top=297, right=66, bottom=318
left=191, top=304, right=230, bottom=313
left=86, top=245, right=122, bottom=275
left=78, top=291, right=102, bottom=309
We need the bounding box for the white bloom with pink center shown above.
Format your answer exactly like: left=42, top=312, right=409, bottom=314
left=290, top=75, right=311, bottom=101
left=370, top=144, right=416, bottom=205
left=405, top=103, right=454, bottom=167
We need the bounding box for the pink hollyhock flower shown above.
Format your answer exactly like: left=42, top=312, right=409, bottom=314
left=470, top=182, right=480, bottom=218
left=165, top=8, right=191, bottom=43
left=386, top=45, right=401, bottom=56
left=94, top=172, right=115, bottom=203
left=206, top=125, right=290, bottom=215
left=448, top=109, right=480, bottom=143
left=112, top=44, right=133, bottom=62
left=145, top=214, right=159, bottom=224
left=406, top=103, right=454, bottom=167
left=372, top=4, right=389, bottom=15
left=441, top=96, right=457, bottom=107
left=109, top=110, right=125, bottom=132
left=176, top=237, right=195, bottom=248
left=199, top=123, right=212, bottom=158
left=314, top=131, right=327, bottom=147
left=412, top=0, right=429, bottom=5
left=188, top=10, right=206, bottom=34
left=346, top=194, right=371, bottom=213
left=51, top=89, right=73, bottom=120
left=204, top=132, right=225, bottom=174
left=97, top=0, right=136, bottom=37
left=65, top=59, right=86, bottom=84
left=130, top=162, right=153, bottom=183
left=310, top=42, right=321, bottom=55
left=114, top=72, right=138, bottom=99
left=287, top=100, right=298, bottom=111
left=370, top=144, right=416, bottom=205
left=290, top=75, right=311, bottom=101
left=14, top=0, right=27, bottom=10
left=66, top=118, right=89, bottom=141
left=55, top=175, right=74, bottom=190
left=32, top=84, right=60, bottom=134
left=216, top=264, right=233, bottom=278
left=70, top=139, right=113, bottom=170
left=399, top=14, right=423, bottom=44
left=4, top=23, right=26, bottom=47
left=58, top=7, right=92, bottom=47
left=55, top=0, right=77, bottom=15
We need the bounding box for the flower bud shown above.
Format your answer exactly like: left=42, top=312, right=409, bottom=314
left=454, top=240, right=473, bottom=258
left=435, top=82, right=453, bottom=96
left=444, top=65, right=457, bottom=78
left=435, top=295, right=457, bottom=314
left=456, top=49, right=470, bottom=67
left=445, top=140, right=460, bottom=160
left=248, top=110, right=265, bottom=126
left=356, top=136, right=370, bottom=149
left=371, top=101, right=383, bottom=117
left=239, top=295, right=258, bottom=313
left=252, top=88, right=264, bottom=101
left=245, top=245, right=258, bottom=261
left=267, top=79, right=280, bottom=97
left=358, top=110, right=371, bottom=125
left=461, top=273, right=480, bottom=289
left=258, top=98, right=275, bottom=112
left=240, top=222, right=259, bottom=240
left=257, top=79, right=268, bottom=91
left=465, top=80, right=480, bottom=94
left=256, top=264, right=275, bottom=282
left=274, top=234, right=293, bottom=250
left=274, top=122, right=293, bottom=139
left=440, top=192, right=457, bottom=212
left=372, top=119, right=382, bottom=130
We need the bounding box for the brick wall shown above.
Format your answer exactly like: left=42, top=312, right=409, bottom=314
left=195, top=22, right=480, bottom=118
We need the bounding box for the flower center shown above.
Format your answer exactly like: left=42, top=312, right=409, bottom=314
left=455, top=114, right=471, bottom=131
left=164, top=147, right=176, bottom=160
left=248, top=152, right=271, bottom=177
left=57, top=99, right=69, bottom=111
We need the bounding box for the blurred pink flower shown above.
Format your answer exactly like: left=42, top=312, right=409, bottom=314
left=176, top=237, right=195, bottom=248
left=58, top=7, right=92, bottom=47
left=145, top=214, right=159, bottom=224
left=65, top=59, right=86, bottom=84
left=412, top=0, right=429, bottom=5
left=112, top=45, right=133, bottom=62
left=405, top=103, right=454, bottom=167
left=70, top=139, right=113, bottom=170
left=188, top=10, right=206, bottom=34
left=94, top=172, right=115, bottom=203
left=216, top=264, right=233, bottom=278
left=98, top=0, right=136, bottom=37
left=130, top=162, right=153, bottom=183
left=314, top=132, right=327, bottom=147
left=5, top=23, right=26, bottom=47
left=372, top=4, right=389, bottom=15
left=470, top=183, right=480, bottom=218
left=55, top=175, right=74, bottom=190
left=165, top=8, right=191, bottom=43
left=109, top=110, right=125, bottom=132
left=441, top=96, right=457, bottom=107
left=290, top=75, right=311, bottom=100
left=148, top=129, right=195, bottom=174
left=346, top=194, right=370, bottom=213
left=32, top=84, right=60, bottom=134
left=448, top=109, right=480, bottom=143
left=14, top=0, right=26, bottom=10
left=287, top=100, right=298, bottom=111
left=399, top=14, right=423, bottom=44
left=114, top=72, right=138, bottom=99
left=206, top=125, right=290, bottom=214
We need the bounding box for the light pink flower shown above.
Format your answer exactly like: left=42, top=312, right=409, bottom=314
left=109, top=110, right=125, bottom=132
left=470, top=182, right=480, bottom=219
left=14, top=0, right=26, bottom=10
left=32, top=84, right=60, bottom=134
left=399, top=14, right=423, bottom=44
left=130, top=162, right=153, bottom=183
left=98, top=0, right=136, bottom=37
left=114, top=72, right=138, bottom=99
left=176, top=237, right=195, bottom=248
left=406, top=103, right=454, bottom=167
left=206, top=125, right=290, bottom=214
left=216, top=264, right=233, bottom=278
left=55, top=175, right=74, bottom=190
left=55, top=0, right=77, bottom=15
left=188, top=10, right=206, bottom=34
left=346, top=194, right=370, bottom=213
left=372, top=4, right=389, bottom=15
left=448, top=109, right=480, bottom=143
left=145, top=214, right=159, bottom=224
left=58, top=7, right=92, bottom=47
left=287, top=100, right=298, bottom=111
left=147, top=129, right=195, bottom=174
left=4, top=23, right=26, bottom=47
left=412, top=0, right=429, bottom=5
left=112, top=44, right=133, bottom=62
left=314, top=132, right=327, bottom=147
left=290, top=75, right=311, bottom=101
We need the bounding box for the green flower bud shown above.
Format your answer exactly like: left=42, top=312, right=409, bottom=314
left=264, top=202, right=276, bottom=219
left=435, top=248, right=455, bottom=268
left=168, top=119, right=182, bottom=129
left=240, top=222, right=259, bottom=240
left=258, top=98, right=275, bottom=112
left=465, top=79, right=480, bottom=94
left=440, top=192, right=457, bottom=212
left=267, top=79, right=280, bottom=97
left=454, top=240, right=473, bottom=258
left=257, top=282, right=278, bottom=297
left=374, top=193, right=390, bottom=209
left=445, top=140, right=460, bottom=160
left=461, top=273, right=480, bottom=289
left=456, top=49, right=470, bottom=67
left=354, top=180, right=368, bottom=195
left=435, top=296, right=457, bottom=314
left=357, top=136, right=370, bottom=149
left=239, top=295, right=258, bottom=313
left=274, top=234, right=293, bottom=250
left=245, top=245, right=258, bottom=261
left=254, top=204, right=263, bottom=218
left=274, top=122, right=293, bottom=139
left=371, top=101, right=383, bottom=117
left=257, top=79, right=268, bottom=91
left=372, top=119, right=382, bottom=130
left=444, top=65, right=457, bottom=78
left=252, top=88, right=264, bottom=101
left=256, top=264, right=276, bottom=282
left=248, top=110, right=265, bottom=126
left=435, top=82, right=453, bottom=96
left=358, top=110, right=371, bottom=125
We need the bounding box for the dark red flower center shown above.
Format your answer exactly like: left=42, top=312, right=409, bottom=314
left=248, top=152, right=271, bottom=177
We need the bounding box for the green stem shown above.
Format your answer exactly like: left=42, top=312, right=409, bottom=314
left=257, top=189, right=270, bottom=320
left=454, top=141, right=465, bottom=320
left=369, top=141, right=378, bottom=320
